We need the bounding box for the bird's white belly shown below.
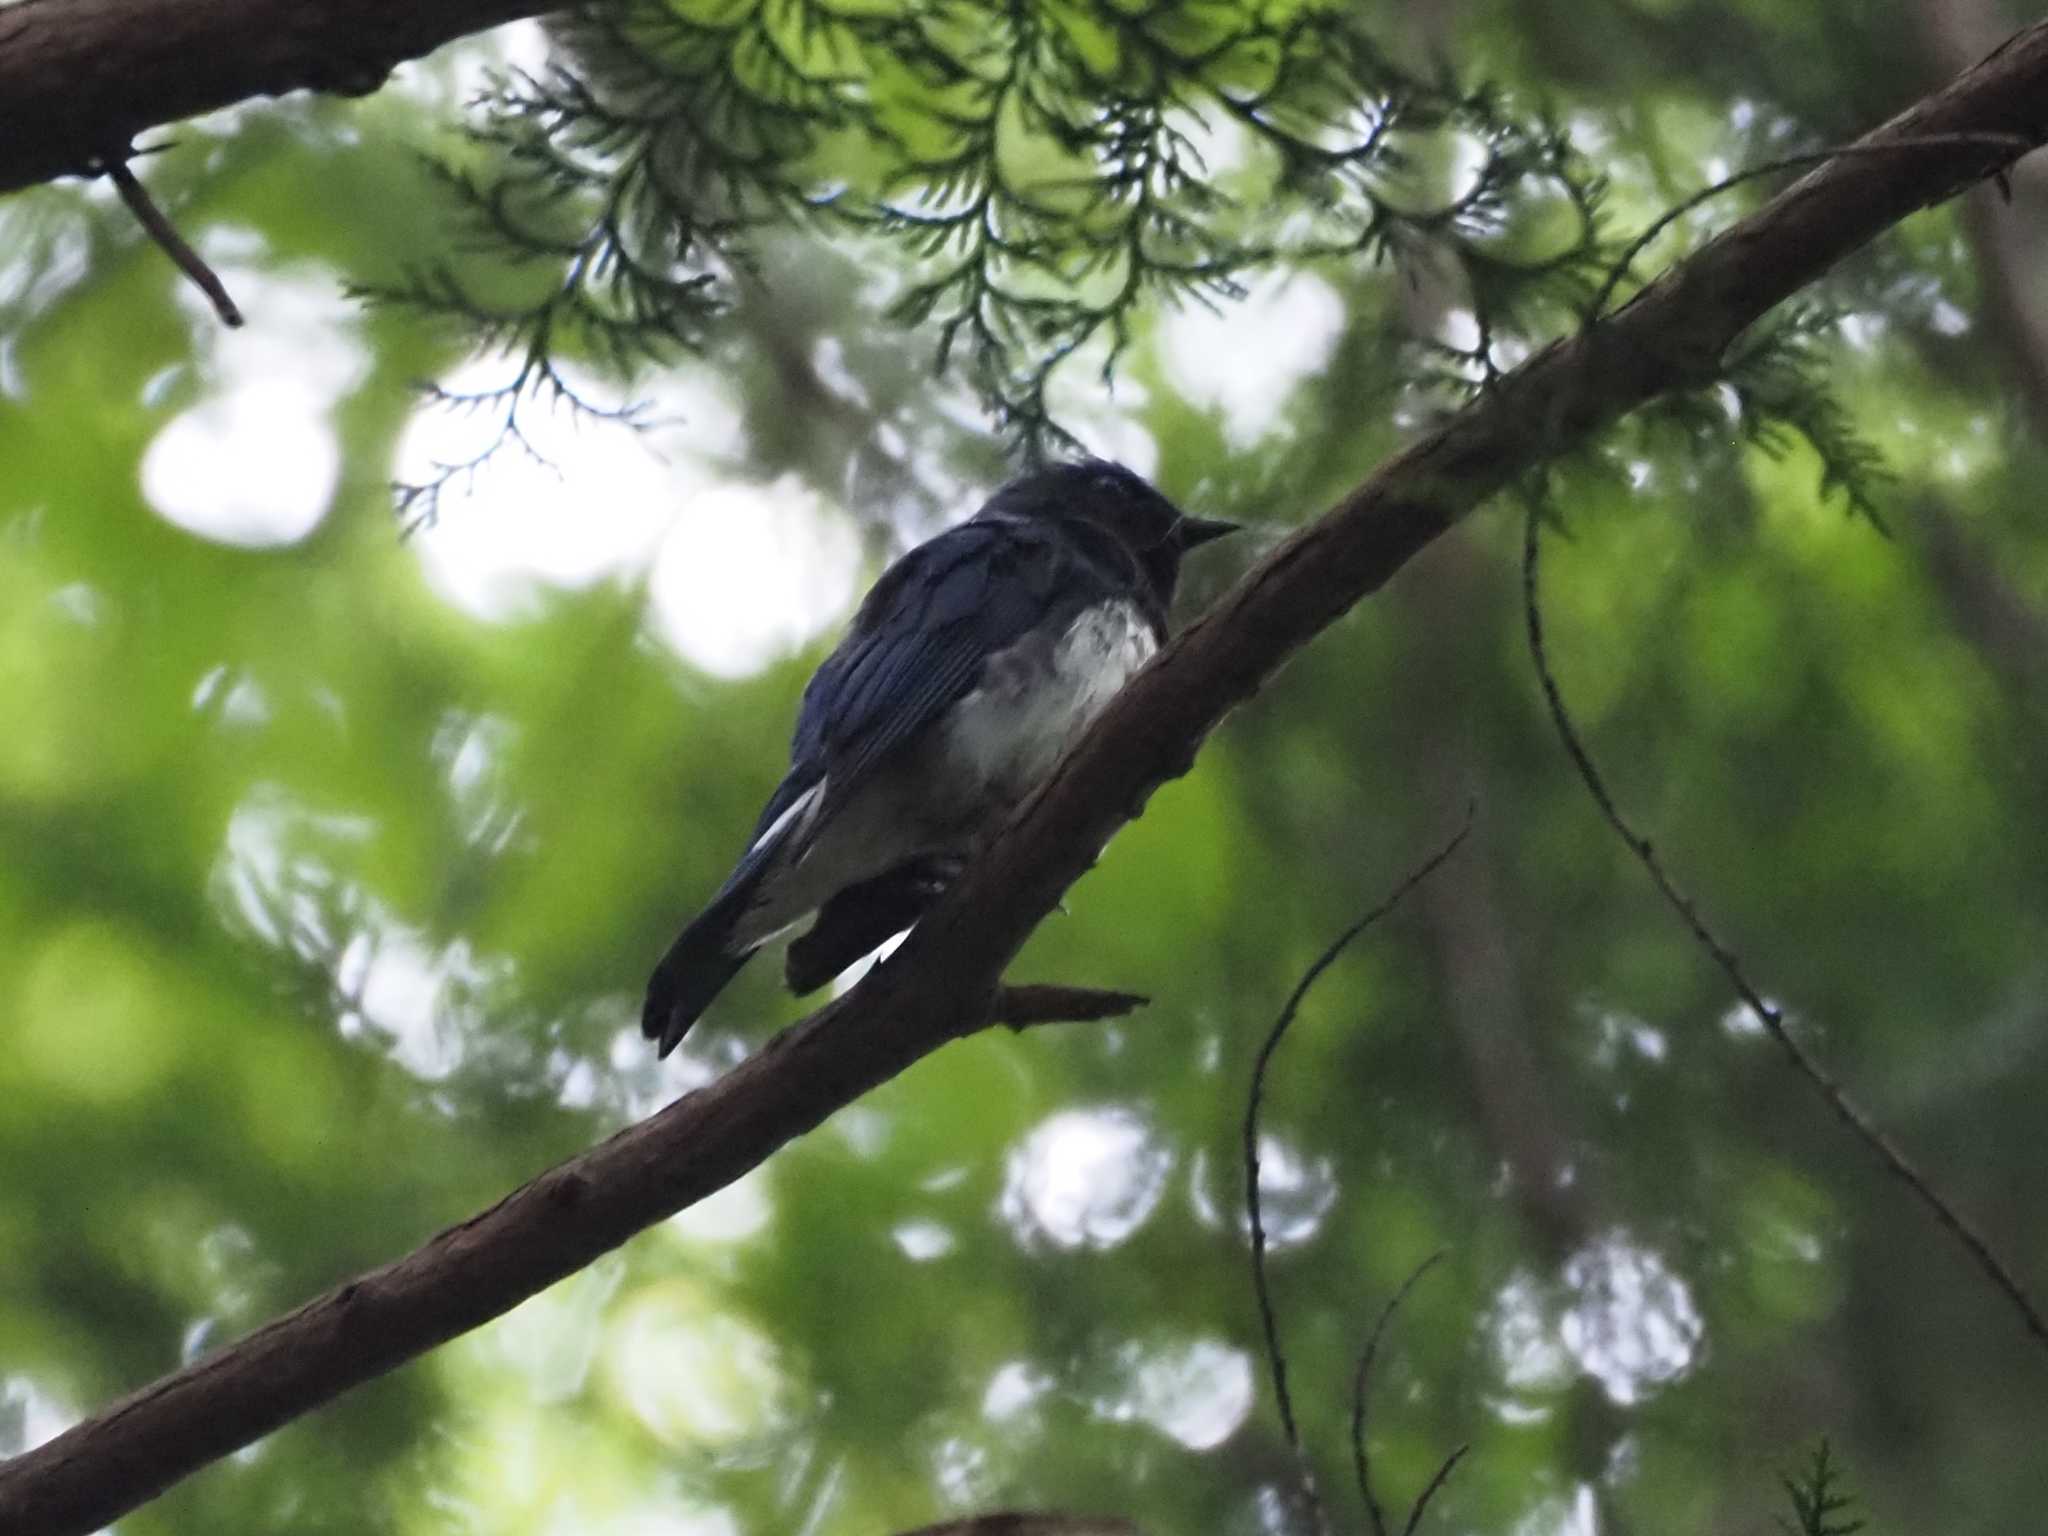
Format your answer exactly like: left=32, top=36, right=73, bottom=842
left=943, top=599, right=1158, bottom=800
left=729, top=600, right=1156, bottom=950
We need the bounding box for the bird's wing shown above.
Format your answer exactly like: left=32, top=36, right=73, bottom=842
left=789, top=517, right=1087, bottom=807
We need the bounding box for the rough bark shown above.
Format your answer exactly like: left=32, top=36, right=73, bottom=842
left=0, top=17, right=2044, bottom=1536
left=0, top=0, right=559, bottom=195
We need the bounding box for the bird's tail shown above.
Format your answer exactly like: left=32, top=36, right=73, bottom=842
left=642, top=885, right=756, bottom=1058
left=644, top=773, right=824, bottom=1057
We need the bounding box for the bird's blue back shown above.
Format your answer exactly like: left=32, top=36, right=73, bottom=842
left=740, top=510, right=1143, bottom=853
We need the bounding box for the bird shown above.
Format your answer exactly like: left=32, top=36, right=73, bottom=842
left=641, top=458, right=1238, bottom=1057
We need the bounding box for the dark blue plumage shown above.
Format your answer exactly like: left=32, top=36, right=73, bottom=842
left=642, top=459, right=1235, bottom=1055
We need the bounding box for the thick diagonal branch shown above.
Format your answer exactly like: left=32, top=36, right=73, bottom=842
left=2, top=20, right=2045, bottom=1536
left=0, top=0, right=559, bottom=196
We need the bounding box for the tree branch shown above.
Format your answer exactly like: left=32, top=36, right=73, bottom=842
left=992, top=983, right=1151, bottom=1029
left=0, top=0, right=562, bottom=197
left=2, top=20, right=2046, bottom=1536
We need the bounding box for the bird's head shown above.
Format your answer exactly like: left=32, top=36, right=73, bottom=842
left=986, top=459, right=1238, bottom=608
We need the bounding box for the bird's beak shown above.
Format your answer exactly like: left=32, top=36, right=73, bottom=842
left=1177, top=515, right=1240, bottom=548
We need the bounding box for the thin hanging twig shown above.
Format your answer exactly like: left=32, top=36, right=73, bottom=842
left=1520, top=501, right=2048, bottom=1356
left=101, top=150, right=244, bottom=327
left=1398, top=1445, right=1470, bottom=1536
left=1350, top=1252, right=1467, bottom=1536
left=1244, top=809, right=1476, bottom=1534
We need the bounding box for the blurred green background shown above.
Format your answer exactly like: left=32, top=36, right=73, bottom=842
left=2, top=0, right=2046, bottom=1533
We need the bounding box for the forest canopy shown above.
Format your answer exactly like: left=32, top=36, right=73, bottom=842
left=0, top=1, right=2045, bottom=1534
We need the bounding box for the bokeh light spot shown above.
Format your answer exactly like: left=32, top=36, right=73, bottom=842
left=999, top=1106, right=1173, bottom=1251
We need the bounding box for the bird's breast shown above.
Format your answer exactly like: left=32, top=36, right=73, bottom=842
left=942, top=599, right=1159, bottom=805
